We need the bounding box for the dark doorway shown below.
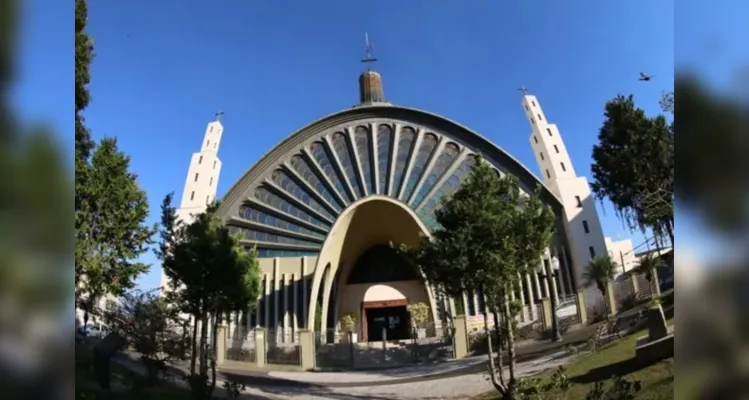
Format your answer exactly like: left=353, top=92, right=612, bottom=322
left=366, top=305, right=410, bottom=342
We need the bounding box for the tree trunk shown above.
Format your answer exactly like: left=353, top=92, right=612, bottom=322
left=198, top=314, right=209, bottom=378
left=190, top=314, right=198, bottom=375
left=209, top=313, right=220, bottom=397
left=502, top=295, right=518, bottom=399
left=484, top=308, right=507, bottom=394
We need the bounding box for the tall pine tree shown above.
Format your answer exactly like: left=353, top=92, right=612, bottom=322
left=74, top=0, right=154, bottom=325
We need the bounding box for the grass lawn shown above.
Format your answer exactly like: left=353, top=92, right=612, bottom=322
left=477, top=318, right=674, bottom=399
left=75, top=343, right=191, bottom=399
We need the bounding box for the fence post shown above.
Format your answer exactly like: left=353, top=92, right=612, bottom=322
left=575, top=289, right=588, bottom=325
left=255, top=328, right=266, bottom=367
left=298, top=329, right=315, bottom=370
left=215, top=325, right=226, bottom=365
left=630, top=275, right=640, bottom=297
left=605, top=281, right=618, bottom=317
left=541, top=297, right=553, bottom=331
left=451, top=315, right=469, bottom=359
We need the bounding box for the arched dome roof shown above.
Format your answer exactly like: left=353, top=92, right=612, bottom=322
left=217, top=104, right=565, bottom=258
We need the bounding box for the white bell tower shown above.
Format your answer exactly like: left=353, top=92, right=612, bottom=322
left=520, top=89, right=607, bottom=296
left=160, top=112, right=225, bottom=291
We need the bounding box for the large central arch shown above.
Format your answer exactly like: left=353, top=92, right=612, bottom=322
left=304, top=195, right=439, bottom=333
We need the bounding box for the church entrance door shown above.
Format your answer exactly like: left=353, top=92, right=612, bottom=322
left=361, top=299, right=410, bottom=342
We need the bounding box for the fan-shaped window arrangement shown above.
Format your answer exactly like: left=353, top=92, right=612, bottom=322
left=417, top=155, right=477, bottom=230
left=253, top=187, right=329, bottom=229
left=256, top=249, right=319, bottom=258
left=271, top=170, right=336, bottom=222
left=410, top=142, right=460, bottom=207
left=376, top=124, right=393, bottom=195
left=310, top=141, right=348, bottom=202
left=240, top=206, right=325, bottom=239
left=289, top=155, right=342, bottom=211
left=331, top=132, right=362, bottom=198
left=353, top=126, right=374, bottom=195
left=238, top=228, right=322, bottom=247
left=391, top=127, right=416, bottom=196
left=401, top=133, right=439, bottom=202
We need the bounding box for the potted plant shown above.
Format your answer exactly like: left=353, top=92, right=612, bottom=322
left=407, top=302, right=431, bottom=339
left=339, top=312, right=357, bottom=343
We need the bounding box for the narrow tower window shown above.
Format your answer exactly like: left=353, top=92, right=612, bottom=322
left=532, top=100, right=537, bottom=107
left=194, top=173, right=199, bottom=182
left=198, top=156, right=203, bottom=164
left=209, top=177, right=213, bottom=186
left=206, top=195, right=210, bottom=205
left=545, top=169, right=551, bottom=179
left=537, top=114, right=543, bottom=121
left=190, top=191, right=195, bottom=201
left=213, top=160, right=217, bottom=169
left=560, top=162, right=567, bottom=171
left=540, top=152, right=545, bottom=161
left=531, top=118, right=535, bottom=125
left=583, top=220, right=590, bottom=234
left=554, top=144, right=560, bottom=153
left=525, top=105, right=529, bottom=111
left=547, top=128, right=553, bottom=136
left=534, top=136, right=538, bottom=144
left=575, top=195, right=582, bottom=207
left=589, top=246, right=596, bottom=258
left=207, top=140, right=210, bottom=147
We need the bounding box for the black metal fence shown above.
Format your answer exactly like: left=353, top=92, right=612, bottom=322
left=265, top=329, right=301, bottom=366
left=225, top=327, right=256, bottom=364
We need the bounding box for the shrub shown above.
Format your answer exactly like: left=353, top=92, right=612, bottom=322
left=585, top=376, right=642, bottom=400
left=339, top=312, right=356, bottom=332
left=406, top=302, right=431, bottom=327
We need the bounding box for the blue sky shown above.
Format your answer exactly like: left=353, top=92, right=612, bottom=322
left=15, top=1, right=694, bottom=290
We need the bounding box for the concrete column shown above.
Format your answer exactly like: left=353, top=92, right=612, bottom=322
left=298, top=329, right=315, bottom=370
left=462, top=292, right=470, bottom=316
left=517, top=273, right=528, bottom=322
left=292, top=273, right=298, bottom=332
left=605, top=280, right=618, bottom=316
left=541, top=297, right=552, bottom=331
left=283, top=273, right=290, bottom=341
left=541, top=258, right=550, bottom=299
left=525, top=273, right=537, bottom=320
left=320, top=267, right=334, bottom=333
left=575, top=289, right=588, bottom=325
left=550, top=270, right=560, bottom=305
left=533, top=270, right=542, bottom=300
left=451, top=315, right=469, bottom=359
left=273, top=259, right=280, bottom=332
left=473, top=291, right=481, bottom=317
left=254, top=328, right=266, bottom=367
left=560, top=247, right=573, bottom=294
left=263, top=274, right=270, bottom=328
left=301, top=257, right=308, bottom=328
left=215, top=325, right=226, bottom=365
left=630, top=273, right=640, bottom=297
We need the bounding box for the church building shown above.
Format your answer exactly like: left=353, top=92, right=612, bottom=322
left=166, top=54, right=619, bottom=343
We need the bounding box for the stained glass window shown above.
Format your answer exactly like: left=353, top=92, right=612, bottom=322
left=331, top=132, right=362, bottom=198
left=255, top=248, right=320, bottom=258
left=310, top=141, right=349, bottom=203
left=239, top=228, right=322, bottom=247
left=376, top=124, right=393, bottom=195
left=401, top=133, right=439, bottom=202
left=289, top=155, right=342, bottom=211
left=253, top=187, right=328, bottom=229
left=410, top=142, right=460, bottom=207
left=271, top=169, right=336, bottom=221
left=353, top=126, right=374, bottom=195
left=417, top=155, right=476, bottom=229
left=391, top=127, right=416, bottom=197
left=240, top=206, right=326, bottom=239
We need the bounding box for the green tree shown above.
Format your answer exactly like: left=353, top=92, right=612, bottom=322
left=590, top=94, right=674, bottom=244
left=632, top=253, right=662, bottom=297
left=76, top=138, right=154, bottom=326
left=398, top=157, right=555, bottom=400
left=74, top=0, right=155, bottom=328
left=158, top=195, right=261, bottom=399
left=582, top=256, right=618, bottom=315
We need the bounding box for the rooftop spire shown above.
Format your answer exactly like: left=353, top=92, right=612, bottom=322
left=358, top=33, right=385, bottom=104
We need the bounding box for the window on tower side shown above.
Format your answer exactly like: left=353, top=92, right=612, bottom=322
left=538, top=114, right=543, bottom=121
left=554, top=144, right=560, bottom=153
left=531, top=118, right=535, bottom=125
left=540, top=152, right=545, bottom=161
left=198, top=156, right=203, bottom=164
left=207, top=140, right=210, bottom=147
left=589, top=246, right=596, bottom=258
left=190, top=191, right=195, bottom=201
left=194, top=173, right=199, bottom=182
left=534, top=136, right=538, bottom=144
left=525, top=105, right=529, bottom=111
left=546, top=169, right=551, bottom=179
left=547, top=128, right=553, bottom=136
left=560, top=162, right=566, bottom=171
left=213, top=160, right=217, bottom=169
left=575, top=195, right=582, bottom=207
left=532, top=100, right=536, bottom=106
left=206, top=195, right=210, bottom=205
left=209, top=177, right=213, bottom=186
left=583, top=220, right=590, bottom=234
